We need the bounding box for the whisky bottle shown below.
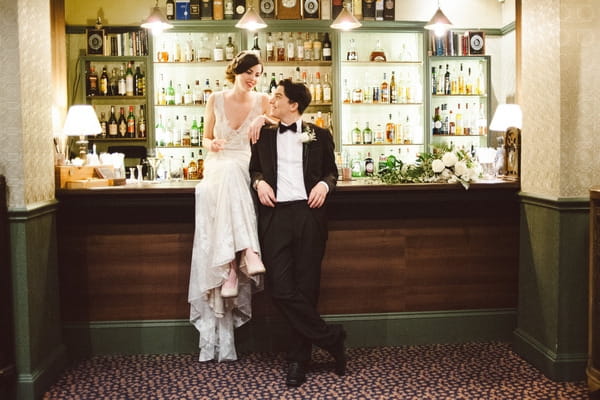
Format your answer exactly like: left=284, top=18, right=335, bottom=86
left=315, top=111, right=325, bottom=128
left=369, top=40, right=386, bottom=62
left=389, top=71, right=397, bottom=104
left=190, top=0, right=202, bottom=19
left=188, top=152, right=198, bottom=180
left=197, top=150, right=204, bottom=179
left=225, top=36, right=236, bottom=61
left=182, top=116, right=192, bottom=146
left=126, top=106, right=136, bottom=138
left=87, top=66, right=98, bottom=96
left=118, top=107, right=127, bottom=137
left=137, top=105, right=146, bottom=138
left=380, top=72, right=389, bottom=103
left=346, top=38, right=358, bottom=61
left=108, top=106, right=118, bottom=137
left=213, top=35, right=225, bottom=62
left=214, top=0, right=224, bottom=20
left=276, top=33, right=286, bottom=62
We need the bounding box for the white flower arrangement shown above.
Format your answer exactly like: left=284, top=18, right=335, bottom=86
left=299, top=126, right=317, bottom=144
left=377, top=144, right=482, bottom=190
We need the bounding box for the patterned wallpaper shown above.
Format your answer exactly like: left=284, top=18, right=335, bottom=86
left=0, top=0, right=55, bottom=209
left=521, top=0, right=600, bottom=198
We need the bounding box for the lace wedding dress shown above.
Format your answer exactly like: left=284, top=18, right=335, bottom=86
left=188, top=91, right=264, bottom=362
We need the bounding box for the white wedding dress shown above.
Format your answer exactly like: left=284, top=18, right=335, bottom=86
left=188, top=90, right=264, bottom=362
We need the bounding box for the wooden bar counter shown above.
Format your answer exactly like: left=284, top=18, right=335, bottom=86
left=56, top=178, right=520, bottom=353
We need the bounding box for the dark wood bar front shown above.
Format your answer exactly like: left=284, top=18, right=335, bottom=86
left=56, top=180, right=520, bottom=327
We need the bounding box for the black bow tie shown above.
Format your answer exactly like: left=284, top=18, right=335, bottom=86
left=279, top=122, right=298, bottom=133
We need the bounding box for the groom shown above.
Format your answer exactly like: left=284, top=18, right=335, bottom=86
left=249, top=79, right=346, bottom=387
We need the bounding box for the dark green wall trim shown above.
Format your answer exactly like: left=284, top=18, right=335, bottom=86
left=514, top=328, right=587, bottom=382
left=63, top=308, right=516, bottom=358
left=16, top=344, right=67, bottom=400
left=501, top=21, right=516, bottom=35
left=516, top=192, right=589, bottom=381
left=8, top=199, right=58, bottom=221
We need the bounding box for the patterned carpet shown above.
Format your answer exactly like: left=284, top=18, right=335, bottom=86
left=44, top=342, right=590, bottom=400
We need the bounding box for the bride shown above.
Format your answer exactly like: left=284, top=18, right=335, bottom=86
left=188, top=51, right=270, bottom=362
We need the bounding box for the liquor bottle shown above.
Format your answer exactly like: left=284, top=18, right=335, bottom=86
left=389, top=71, right=397, bottom=104
left=362, top=0, right=375, bottom=20
left=286, top=33, right=295, bottom=61
left=203, top=79, right=213, bottom=104
left=303, top=33, right=313, bottom=61
left=303, top=0, right=320, bottom=19
left=137, top=105, right=146, bottom=138
left=295, top=32, right=304, bottom=61
left=351, top=121, right=362, bottom=144
left=465, top=67, right=473, bottom=95
left=261, top=72, right=270, bottom=92
left=197, top=149, right=204, bottom=179
left=108, top=105, right=118, bottom=137
left=432, top=106, right=441, bottom=135
left=448, top=109, right=456, bottom=135
left=319, top=32, right=331, bottom=61
left=109, top=68, right=118, bottom=96
left=118, top=64, right=126, bottom=96
left=190, top=0, right=201, bottom=18
left=343, top=79, right=351, bottom=103
left=188, top=152, right=198, bottom=180
left=458, top=63, right=465, bottom=94
left=175, top=83, right=183, bottom=105
left=125, top=62, right=134, bottom=96
left=99, top=112, right=107, bottom=138
left=260, top=0, right=275, bottom=18
left=126, top=106, right=136, bottom=138
left=322, top=73, right=332, bottom=103
left=431, top=66, right=437, bottom=95
left=213, top=35, right=225, bottom=62
left=455, top=104, right=463, bottom=135
left=383, top=0, right=394, bottom=20
left=380, top=72, right=389, bottom=103
left=199, top=116, right=205, bottom=144
left=437, top=65, right=444, bottom=94
left=118, top=107, right=127, bottom=137
left=362, top=122, right=373, bottom=144
left=477, top=103, right=487, bottom=135
left=269, top=73, right=277, bottom=93
left=167, top=80, right=176, bottom=105
left=184, top=84, right=193, bottom=104
left=197, top=36, right=211, bottom=61
left=440, top=104, right=449, bottom=135
left=315, top=111, right=325, bottom=128
left=364, top=152, right=375, bottom=176
left=99, top=67, right=109, bottom=96
left=190, top=118, right=200, bottom=146
left=182, top=116, right=192, bottom=146
left=134, top=66, right=145, bottom=96
left=166, top=0, right=175, bottom=19
left=352, top=0, right=362, bottom=19
left=346, top=38, right=358, bottom=61
left=444, top=64, right=451, bottom=95
left=351, top=81, right=363, bottom=103
left=402, top=115, right=412, bottom=144
left=193, top=80, right=203, bottom=104
left=351, top=153, right=363, bottom=177
left=369, top=40, right=386, bottom=62
left=224, top=0, right=234, bottom=18
left=312, top=33, right=322, bottom=61
left=313, top=72, right=322, bottom=102
left=251, top=33, right=261, bottom=58
left=276, top=33, right=286, bottom=62
left=87, top=66, right=98, bottom=96
left=214, top=0, right=224, bottom=20
left=385, top=114, right=395, bottom=143
left=225, top=36, right=236, bottom=61
left=265, top=32, right=274, bottom=62
left=173, top=115, right=182, bottom=146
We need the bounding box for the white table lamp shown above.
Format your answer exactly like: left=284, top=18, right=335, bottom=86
left=63, top=105, right=102, bottom=164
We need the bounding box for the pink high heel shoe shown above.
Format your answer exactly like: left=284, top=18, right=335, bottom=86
left=244, top=249, right=266, bottom=276
left=221, top=263, right=239, bottom=298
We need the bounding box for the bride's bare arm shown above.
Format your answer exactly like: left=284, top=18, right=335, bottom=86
left=248, top=93, right=278, bottom=144
left=202, top=94, right=226, bottom=152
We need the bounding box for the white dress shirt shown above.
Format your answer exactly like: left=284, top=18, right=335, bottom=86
left=276, top=119, right=307, bottom=202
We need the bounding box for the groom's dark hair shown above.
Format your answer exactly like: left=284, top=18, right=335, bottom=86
left=278, top=78, right=311, bottom=115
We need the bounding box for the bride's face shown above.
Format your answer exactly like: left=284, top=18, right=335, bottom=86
left=235, top=64, right=263, bottom=91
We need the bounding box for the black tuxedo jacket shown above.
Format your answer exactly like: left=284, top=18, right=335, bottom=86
left=249, top=122, right=338, bottom=239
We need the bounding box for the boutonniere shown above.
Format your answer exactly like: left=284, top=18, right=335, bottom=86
left=299, top=126, right=317, bottom=144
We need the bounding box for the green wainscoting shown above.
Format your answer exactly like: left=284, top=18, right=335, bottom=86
left=514, top=193, right=589, bottom=381
left=62, top=309, right=516, bottom=359
left=9, top=201, right=67, bottom=400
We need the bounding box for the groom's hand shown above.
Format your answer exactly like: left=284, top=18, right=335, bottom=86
left=256, top=181, right=277, bottom=208
left=307, top=183, right=328, bottom=208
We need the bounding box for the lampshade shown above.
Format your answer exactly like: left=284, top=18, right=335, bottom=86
left=141, top=1, right=174, bottom=35
left=489, top=104, right=522, bottom=131
left=235, top=7, right=267, bottom=31
left=330, top=5, right=362, bottom=31
left=63, top=105, right=102, bottom=137
left=424, top=3, right=452, bottom=37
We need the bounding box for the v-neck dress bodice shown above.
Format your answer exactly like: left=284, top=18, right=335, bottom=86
left=188, top=90, right=263, bottom=362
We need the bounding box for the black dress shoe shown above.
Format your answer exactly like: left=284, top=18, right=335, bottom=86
left=286, top=361, right=307, bottom=387
left=329, top=329, right=347, bottom=376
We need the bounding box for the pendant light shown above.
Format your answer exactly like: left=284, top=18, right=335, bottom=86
left=330, top=4, right=361, bottom=31
left=235, top=7, right=267, bottom=31
left=141, top=0, right=174, bottom=35
left=424, top=0, right=453, bottom=37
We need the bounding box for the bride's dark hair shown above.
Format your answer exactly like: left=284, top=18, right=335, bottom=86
left=225, top=51, right=263, bottom=84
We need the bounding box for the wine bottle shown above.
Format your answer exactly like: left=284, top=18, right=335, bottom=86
left=190, top=119, right=200, bottom=146
left=118, top=107, right=127, bottom=137
left=99, top=112, right=107, bottom=138
left=125, top=62, right=134, bottom=96
left=322, top=32, right=332, bottom=61
left=225, top=36, right=236, bottom=61
left=108, top=106, right=118, bottom=137
left=87, top=66, right=98, bottom=96
left=118, top=64, right=126, bottom=96
left=269, top=73, right=277, bottom=93
left=134, top=66, right=145, bottom=96
left=126, top=106, right=136, bottom=138
left=251, top=33, right=261, bottom=58
left=109, top=68, right=118, bottom=96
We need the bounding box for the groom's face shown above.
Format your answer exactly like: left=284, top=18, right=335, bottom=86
left=270, top=86, right=297, bottom=121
